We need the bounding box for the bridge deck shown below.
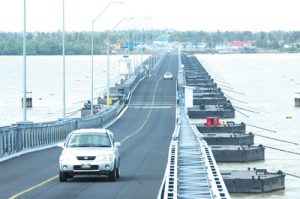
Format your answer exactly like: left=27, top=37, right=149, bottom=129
left=0, top=53, right=178, bottom=199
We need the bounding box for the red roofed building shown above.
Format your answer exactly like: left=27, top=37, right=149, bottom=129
left=216, top=40, right=257, bottom=53
left=229, top=40, right=256, bottom=52
left=231, top=40, right=254, bottom=47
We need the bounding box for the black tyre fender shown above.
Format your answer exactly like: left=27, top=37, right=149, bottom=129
left=109, top=161, right=117, bottom=181
left=59, top=171, right=67, bottom=182
left=116, top=158, right=120, bottom=178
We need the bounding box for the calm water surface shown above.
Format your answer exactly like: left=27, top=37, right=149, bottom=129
left=197, top=53, right=300, bottom=199
left=0, top=55, right=129, bottom=126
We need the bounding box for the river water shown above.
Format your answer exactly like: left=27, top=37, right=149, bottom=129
left=197, top=53, right=300, bottom=199
left=0, top=54, right=299, bottom=198
left=0, top=55, right=132, bottom=126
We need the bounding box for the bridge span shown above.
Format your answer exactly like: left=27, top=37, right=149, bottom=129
left=0, top=52, right=228, bottom=199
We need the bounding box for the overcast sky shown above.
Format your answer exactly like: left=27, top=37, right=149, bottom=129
left=0, top=0, right=300, bottom=32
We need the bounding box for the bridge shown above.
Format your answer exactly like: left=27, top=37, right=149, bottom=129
left=0, top=52, right=230, bottom=198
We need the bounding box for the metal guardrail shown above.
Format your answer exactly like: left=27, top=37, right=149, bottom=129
left=78, top=103, right=119, bottom=129
left=163, top=122, right=179, bottom=199
left=177, top=109, right=214, bottom=199
left=160, top=108, right=231, bottom=199
left=191, top=125, right=230, bottom=199
left=151, top=53, right=167, bottom=75
left=0, top=102, right=120, bottom=159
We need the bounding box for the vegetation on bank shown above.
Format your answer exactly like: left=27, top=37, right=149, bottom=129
left=0, top=30, right=300, bottom=55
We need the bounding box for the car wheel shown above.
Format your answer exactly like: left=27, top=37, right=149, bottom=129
left=59, top=171, right=67, bottom=182
left=116, top=164, right=120, bottom=178
left=109, top=166, right=117, bottom=181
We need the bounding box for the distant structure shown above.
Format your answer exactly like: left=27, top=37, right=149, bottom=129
left=216, top=40, right=256, bottom=53
left=153, top=34, right=169, bottom=46
left=181, top=39, right=257, bottom=54
left=230, top=40, right=255, bottom=48
left=295, top=94, right=300, bottom=107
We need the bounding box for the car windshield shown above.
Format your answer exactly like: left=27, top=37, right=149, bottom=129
left=66, top=134, right=111, bottom=147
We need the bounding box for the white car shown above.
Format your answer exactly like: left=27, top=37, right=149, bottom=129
left=163, top=72, right=173, bottom=80
left=58, top=129, right=120, bottom=182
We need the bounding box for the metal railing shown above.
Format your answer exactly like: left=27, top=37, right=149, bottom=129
left=191, top=125, right=231, bottom=199
left=163, top=119, right=180, bottom=199
left=0, top=102, right=120, bottom=159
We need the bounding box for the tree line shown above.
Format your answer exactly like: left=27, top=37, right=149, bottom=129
left=0, top=30, right=300, bottom=55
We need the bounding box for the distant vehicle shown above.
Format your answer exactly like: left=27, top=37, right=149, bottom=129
left=58, top=128, right=121, bottom=182
left=163, top=72, right=173, bottom=80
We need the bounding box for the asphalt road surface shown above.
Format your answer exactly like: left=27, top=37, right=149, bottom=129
left=0, top=52, right=178, bottom=199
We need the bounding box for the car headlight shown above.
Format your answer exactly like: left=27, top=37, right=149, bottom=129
left=96, top=153, right=114, bottom=161
left=59, top=155, right=68, bottom=162
left=59, top=154, right=75, bottom=162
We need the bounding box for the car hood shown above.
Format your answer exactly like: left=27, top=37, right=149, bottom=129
left=61, top=147, right=113, bottom=156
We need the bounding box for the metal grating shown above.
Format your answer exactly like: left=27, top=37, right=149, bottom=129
left=178, top=109, right=214, bottom=199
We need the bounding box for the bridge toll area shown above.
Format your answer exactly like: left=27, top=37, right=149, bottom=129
left=179, top=53, right=285, bottom=193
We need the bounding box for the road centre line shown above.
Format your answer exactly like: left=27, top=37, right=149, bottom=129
left=121, top=77, right=162, bottom=143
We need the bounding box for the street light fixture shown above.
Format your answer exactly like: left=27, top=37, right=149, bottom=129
left=62, top=0, right=66, bottom=119
left=126, top=19, right=142, bottom=71
left=138, top=18, right=152, bottom=71
left=90, top=1, right=123, bottom=115
left=106, top=17, right=133, bottom=105
left=127, top=17, right=152, bottom=71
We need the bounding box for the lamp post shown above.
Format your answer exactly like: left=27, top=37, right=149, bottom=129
left=22, top=0, right=27, bottom=121
left=106, top=17, right=133, bottom=105
left=62, top=0, right=66, bottom=119
left=133, top=17, right=152, bottom=71
left=145, top=24, right=155, bottom=74
left=126, top=28, right=135, bottom=75
left=140, top=28, right=143, bottom=69
left=90, top=1, right=122, bottom=115
left=140, top=23, right=153, bottom=75
left=127, top=18, right=147, bottom=71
